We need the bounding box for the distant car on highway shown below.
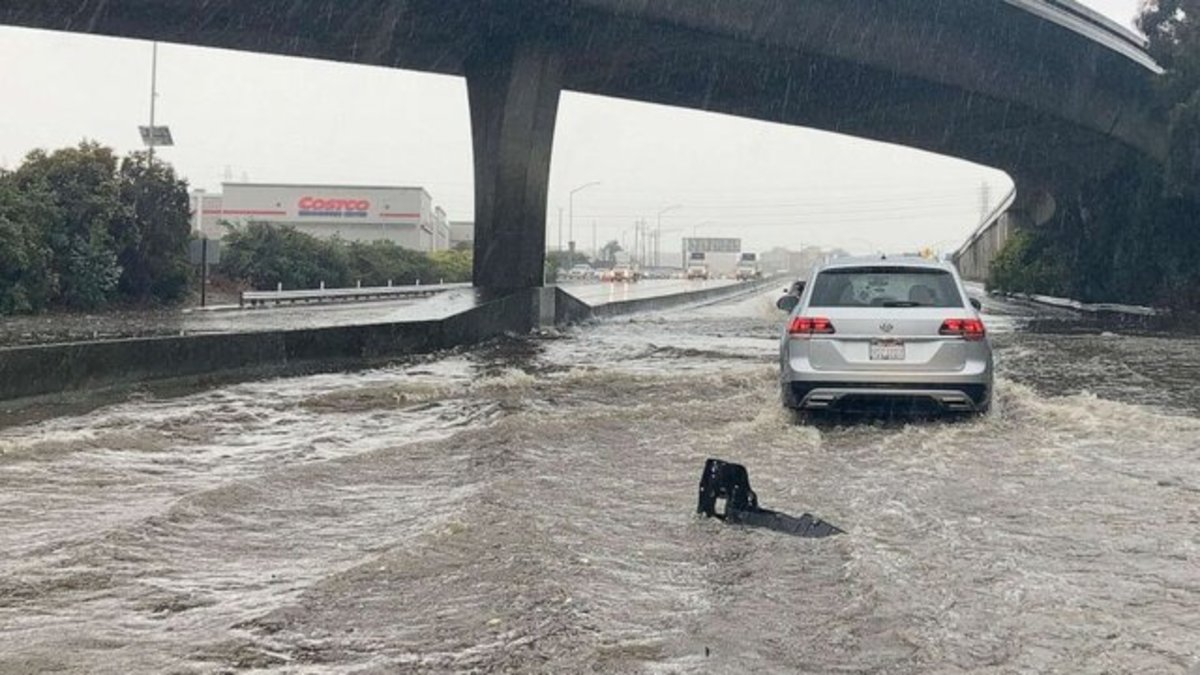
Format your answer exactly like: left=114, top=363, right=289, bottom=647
left=602, top=265, right=640, bottom=283
left=565, top=264, right=595, bottom=280
left=777, top=256, right=992, bottom=416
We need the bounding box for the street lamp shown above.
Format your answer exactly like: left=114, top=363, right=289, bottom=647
left=655, top=204, right=682, bottom=267
left=692, top=220, right=717, bottom=238
left=139, top=42, right=174, bottom=163
left=569, top=181, right=602, bottom=261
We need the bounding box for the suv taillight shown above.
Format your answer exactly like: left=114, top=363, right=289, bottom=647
left=788, top=316, right=836, bottom=336
left=939, top=318, right=986, bottom=341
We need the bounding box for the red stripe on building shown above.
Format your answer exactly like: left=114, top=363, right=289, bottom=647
left=218, top=209, right=289, bottom=216
left=380, top=212, right=421, bottom=219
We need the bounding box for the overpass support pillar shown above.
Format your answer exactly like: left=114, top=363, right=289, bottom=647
left=466, top=40, right=564, bottom=292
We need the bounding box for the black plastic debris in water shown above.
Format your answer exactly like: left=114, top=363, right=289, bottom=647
left=697, top=458, right=843, bottom=538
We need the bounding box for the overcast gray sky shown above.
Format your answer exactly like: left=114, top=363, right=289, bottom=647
left=0, top=0, right=1144, bottom=256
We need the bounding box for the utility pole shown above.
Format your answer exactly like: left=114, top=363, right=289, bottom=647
left=633, top=220, right=639, bottom=265
left=558, top=207, right=563, bottom=253
left=633, top=218, right=643, bottom=265
left=634, top=220, right=640, bottom=265
left=637, top=220, right=645, bottom=266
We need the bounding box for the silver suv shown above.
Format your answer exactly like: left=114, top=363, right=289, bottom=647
left=778, top=256, right=993, bottom=415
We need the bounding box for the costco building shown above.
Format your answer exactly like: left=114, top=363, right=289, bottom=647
left=190, top=183, right=455, bottom=252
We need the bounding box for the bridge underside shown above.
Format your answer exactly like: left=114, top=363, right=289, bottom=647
left=0, top=0, right=1166, bottom=290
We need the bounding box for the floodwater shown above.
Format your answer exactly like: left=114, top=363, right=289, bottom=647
left=1, top=290, right=1198, bottom=674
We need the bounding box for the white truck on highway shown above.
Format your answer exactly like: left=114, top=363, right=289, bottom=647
left=736, top=252, right=761, bottom=280
left=686, top=252, right=709, bottom=280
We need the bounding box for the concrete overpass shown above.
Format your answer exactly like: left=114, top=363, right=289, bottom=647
left=0, top=0, right=1166, bottom=290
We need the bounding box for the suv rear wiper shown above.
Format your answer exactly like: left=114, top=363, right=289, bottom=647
left=882, top=301, right=921, bottom=307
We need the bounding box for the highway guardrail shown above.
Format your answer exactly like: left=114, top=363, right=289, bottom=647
left=240, top=282, right=470, bottom=308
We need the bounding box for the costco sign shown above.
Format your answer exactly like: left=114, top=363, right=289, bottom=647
left=298, top=196, right=371, bottom=218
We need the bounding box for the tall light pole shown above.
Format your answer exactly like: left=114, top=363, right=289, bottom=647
left=139, top=42, right=173, bottom=163
left=655, top=204, right=681, bottom=268
left=148, top=42, right=158, bottom=164
left=569, top=181, right=601, bottom=261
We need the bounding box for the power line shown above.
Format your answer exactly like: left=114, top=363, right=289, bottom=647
left=571, top=202, right=992, bottom=220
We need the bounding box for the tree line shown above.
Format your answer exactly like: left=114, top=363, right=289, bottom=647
left=987, top=1, right=1200, bottom=309
left=217, top=221, right=472, bottom=290
left=0, top=142, right=192, bottom=314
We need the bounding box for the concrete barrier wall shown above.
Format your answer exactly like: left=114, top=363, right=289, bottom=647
left=586, top=279, right=777, bottom=318
left=554, top=287, right=595, bottom=325
left=0, top=292, right=544, bottom=401
left=0, top=332, right=288, bottom=401
left=0, top=281, right=773, bottom=402
left=954, top=213, right=1017, bottom=282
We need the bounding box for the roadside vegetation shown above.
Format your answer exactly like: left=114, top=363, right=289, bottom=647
left=987, top=2, right=1200, bottom=309
left=218, top=221, right=473, bottom=290
left=0, top=142, right=192, bottom=314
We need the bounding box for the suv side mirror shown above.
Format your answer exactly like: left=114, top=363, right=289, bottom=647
left=970, top=297, right=982, bottom=311
left=776, top=294, right=800, bottom=312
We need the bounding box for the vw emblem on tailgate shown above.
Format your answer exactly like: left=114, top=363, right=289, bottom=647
left=879, top=322, right=894, bottom=333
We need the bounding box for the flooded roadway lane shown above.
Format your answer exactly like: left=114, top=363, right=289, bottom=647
left=1, top=290, right=1198, bottom=673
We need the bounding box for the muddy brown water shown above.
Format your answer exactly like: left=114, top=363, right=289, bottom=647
left=1, top=291, right=1198, bottom=673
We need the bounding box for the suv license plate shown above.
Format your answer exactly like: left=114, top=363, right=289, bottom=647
left=869, top=340, right=905, bottom=361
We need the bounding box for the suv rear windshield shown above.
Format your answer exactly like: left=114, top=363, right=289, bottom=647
left=809, top=266, right=964, bottom=308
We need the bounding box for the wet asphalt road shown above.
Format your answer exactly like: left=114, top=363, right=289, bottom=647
left=1, top=289, right=1198, bottom=674
left=0, top=280, right=738, bottom=348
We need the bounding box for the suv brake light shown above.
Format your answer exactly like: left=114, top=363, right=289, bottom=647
left=939, top=318, right=986, bottom=341
left=788, top=316, right=836, bottom=336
